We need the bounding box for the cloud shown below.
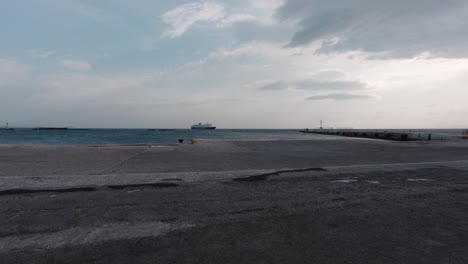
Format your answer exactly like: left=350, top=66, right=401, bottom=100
left=26, top=50, right=56, bottom=59
left=306, top=93, right=375, bottom=101
left=217, top=14, right=258, bottom=27
left=292, top=80, right=368, bottom=91
left=161, top=1, right=272, bottom=38
left=276, top=0, right=468, bottom=58
left=161, top=1, right=225, bottom=38
left=259, top=78, right=369, bottom=92
left=60, top=60, right=92, bottom=71
left=210, top=41, right=298, bottom=60
left=258, top=81, right=288, bottom=90
left=309, top=70, right=346, bottom=80
left=285, top=10, right=354, bottom=48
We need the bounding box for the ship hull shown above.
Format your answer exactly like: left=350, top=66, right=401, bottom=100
left=191, top=127, right=216, bottom=130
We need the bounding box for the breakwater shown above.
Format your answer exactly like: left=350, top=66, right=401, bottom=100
left=300, top=129, right=464, bottom=141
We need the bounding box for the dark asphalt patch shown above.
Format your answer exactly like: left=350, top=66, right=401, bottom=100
left=0, top=183, right=180, bottom=196
left=0, top=187, right=97, bottom=196
left=161, top=178, right=183, bottom=182
left=106, top=183, right=179, bottom=190
left=232, top=172, right=280, bottom=182
left=233, top=167, right=326, bottom=182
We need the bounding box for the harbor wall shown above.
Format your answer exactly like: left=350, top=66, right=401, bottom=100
left=300, top=129, right=463, bottom=141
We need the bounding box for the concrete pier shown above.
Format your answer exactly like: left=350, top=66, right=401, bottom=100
left=300, top=129, right=463, bottom=141
left=1, top=139, right=468, bottom=263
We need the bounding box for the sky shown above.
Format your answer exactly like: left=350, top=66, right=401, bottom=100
left=1, top=0, right=468, bottom=129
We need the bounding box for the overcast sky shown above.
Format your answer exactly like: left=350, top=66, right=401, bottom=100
left=1, top=0, right=468, bottom=128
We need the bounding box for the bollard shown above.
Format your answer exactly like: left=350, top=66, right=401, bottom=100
left=428, top=134, right=432, bottom=141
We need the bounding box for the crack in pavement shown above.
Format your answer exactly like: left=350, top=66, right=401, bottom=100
left=93, top=146, right=152, bottom=175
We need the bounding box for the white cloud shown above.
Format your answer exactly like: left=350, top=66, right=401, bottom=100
left=259, top=79, right=369, bottom=92
left=60, top=59, right=92, bottom=71
left=26, top=50, right=56, bottom=59
left=306, top=93, right=376, bottom=101
left=161, top=1, right=273, bottom=38
left=209, top=41, right=300, bottom=60
left=161, top=1, right=225, bottom=38
left=217, top=14, right=258, bottom=27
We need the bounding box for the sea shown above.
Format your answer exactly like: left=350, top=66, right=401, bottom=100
left=0, top=129, right=332, bottom=145
left=0, top=128, right=465, bottom=145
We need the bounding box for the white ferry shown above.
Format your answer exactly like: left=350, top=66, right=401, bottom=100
left=191, top=123, right=216, bottom=130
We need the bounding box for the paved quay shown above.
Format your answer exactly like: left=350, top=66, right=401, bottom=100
left=1, top=139, right=468, bottom=263
left=1, top=138, right=468, bottom=176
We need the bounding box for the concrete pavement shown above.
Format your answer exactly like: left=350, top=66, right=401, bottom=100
left=1, top=139, right=468, bottom=176
left=1, top=139, right=468, bottom=263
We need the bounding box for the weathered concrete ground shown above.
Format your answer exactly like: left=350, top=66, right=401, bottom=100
left=1, top=139, right=468, bottom=176
left=1, top=139, right=468, bottom=263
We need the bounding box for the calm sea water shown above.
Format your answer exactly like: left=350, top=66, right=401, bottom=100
left=0, top=128, right=465, bottom=145
left=0, top=129, right=332, bottom=145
